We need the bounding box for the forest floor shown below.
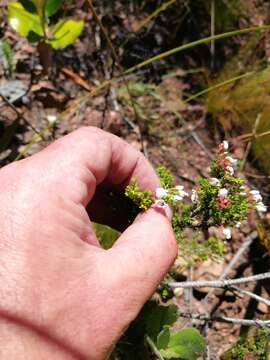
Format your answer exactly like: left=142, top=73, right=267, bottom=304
left=1, top=1, right=270, bottom=358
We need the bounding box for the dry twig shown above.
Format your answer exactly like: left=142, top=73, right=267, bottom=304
left=179, top=312, right=270, bottom=328
left=169, top=272, right=270, bottom=289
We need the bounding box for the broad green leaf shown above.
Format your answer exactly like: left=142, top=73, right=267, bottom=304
left=157, top=327, right=170, bottom=350
left=48, top=19, right=84, bottom=49
left=19, top=0, right=37, bottom=13
left=93, top=223, right=119, bottom=250
left=8, top=2, right=43, bottom=38
left=45, top=0, right=62, bottom=17
left=159, top=349, right=181, bottom=359
left=146, top=303, right=177, bottom=341
left=160, top=328, right=205, bottom=360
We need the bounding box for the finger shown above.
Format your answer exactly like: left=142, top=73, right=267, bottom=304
left=32, top=127, right=160, bottom=207
left=108, top=206, right=177, bottom=298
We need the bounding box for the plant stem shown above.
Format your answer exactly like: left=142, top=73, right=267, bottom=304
left=169, top=272, right=270, bottom=289
left=179, top=313, right=270, bottom=328
left=210, top=0, right=215, bottom=69
left=145, top=336, right=165, bottom=360
left=124, top=25, right=270, bottom=75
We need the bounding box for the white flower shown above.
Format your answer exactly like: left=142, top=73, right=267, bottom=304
left=222, top=228, right=232, bottom=239
left=209, top=177, right=221, bottom=186
left=256, top=202, right=267, bottom=213
left=175, top=185, right=184, bottom=191
left=250, top=190, right=260, bottom=195
left=240, top=192, right=247, bottom=197
left=156, top=188, right=168, bottom=199
left=222, top=141, right=229, bottom=150
left=250, top=190, right=263, bottom=202
left=173, top=195, right=184, bottom=201
left=191, top=189, right=198, bottom=203
left=252, top=194, right=263, bottom=202
left=226, top=156, right=237, bottom=165
left=218, top=188, right=228, bottom=198
left=225, top=166, right=234, bottom=176
left=47, top=115, right=57, bottom=124
left=240, top=185, right=245, bottom=190
left=236, top=222, right=241, bottom=228
left=173, top=185, right=189, bottom=201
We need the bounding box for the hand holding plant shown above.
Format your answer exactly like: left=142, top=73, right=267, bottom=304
left=0, top=127, right=177, bottom=359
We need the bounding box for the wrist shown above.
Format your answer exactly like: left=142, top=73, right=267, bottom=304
left=0, top=316, right=79, bottom=360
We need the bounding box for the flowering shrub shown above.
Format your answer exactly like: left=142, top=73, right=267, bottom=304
left=126, top=141, right=267, bottom=266
left=123, top=141, right=267, bottom=359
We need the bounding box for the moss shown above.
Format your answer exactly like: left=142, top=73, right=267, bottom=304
left=222, top=328, right=270, bottom=360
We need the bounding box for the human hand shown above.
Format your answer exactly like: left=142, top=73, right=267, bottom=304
left=0, top=127, right=177, bottom=359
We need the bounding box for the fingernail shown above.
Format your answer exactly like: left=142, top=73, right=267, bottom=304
left=152, top=200, right=173, bottom=221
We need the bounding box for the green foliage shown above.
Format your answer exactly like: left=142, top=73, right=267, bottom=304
left=194, top=174, right=249, bottom=228
left=115, top=301, right=205, bottom=360
left=115, top=301, right=177, bottom=358
left=178, top=236, right=226, bottom=267
left=0, top=40, right=14, bottom=77
left=156, top=326, right=170, bottom=350
left=159, top=328, right=206, bottom=360
left=223, top=328, right=270, bottom=360
left=7, top=0, right=84, bottom=50
left=93, top=223, right=119, bottom=249
left=44, top=0, right=63, bottom=17
left=145, top=303, right=177, bottom=341
left=125, top=178, right=153, bottom=210
left=49, top=19, right=84, bottom=49
left=157, top=166, right=174, bottom=189
left=8, top=2, right=44, bottom=38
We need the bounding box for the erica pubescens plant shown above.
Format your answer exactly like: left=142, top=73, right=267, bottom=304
left=126, top=141, right=267, bottom=266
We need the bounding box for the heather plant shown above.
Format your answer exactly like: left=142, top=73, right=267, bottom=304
left=126, top=141, right=266, bottom=268
left=123, top=141, right=267, bottom=358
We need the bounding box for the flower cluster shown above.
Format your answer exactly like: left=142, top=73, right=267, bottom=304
left=216, top=140, right=237, bottom=176
left=249, top=190, right=267, bottom=213
left=151, top=142, right=267, bottom=241
left=125, top=142, right=267, bottom=261
left=155, top=185, right=189, bottom=208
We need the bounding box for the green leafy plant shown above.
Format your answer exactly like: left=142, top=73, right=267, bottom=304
left=114, top=301, right=205, bottom=360
left=7, top=0, right=84, bottom=72
left=158, top=327, right=206, bottom=360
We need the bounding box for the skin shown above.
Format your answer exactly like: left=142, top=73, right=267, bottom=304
left=0, top=127, right=177, bottom=360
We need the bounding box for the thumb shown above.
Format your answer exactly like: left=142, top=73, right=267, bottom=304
left=109, top=206, right=177, bottom=298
